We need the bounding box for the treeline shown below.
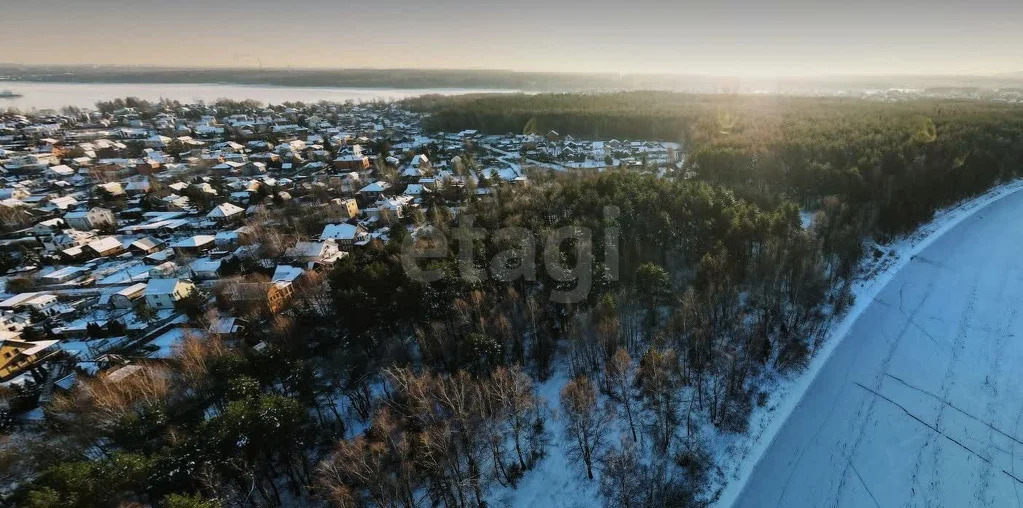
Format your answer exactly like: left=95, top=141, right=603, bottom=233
left=413, top=92, right=1023, bottom=235
left=409, top=92, right=698, bottom=140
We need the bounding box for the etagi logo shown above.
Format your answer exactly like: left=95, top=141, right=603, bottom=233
left=401, top=206, right=621, bottom=304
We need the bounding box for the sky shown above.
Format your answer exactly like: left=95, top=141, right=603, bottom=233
left=3, top=0, right=1023, bottom=77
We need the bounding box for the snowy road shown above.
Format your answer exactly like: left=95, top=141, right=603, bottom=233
left=735, top=188, right=1023, bottom=507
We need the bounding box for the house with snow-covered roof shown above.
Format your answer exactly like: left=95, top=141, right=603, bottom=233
left=189, top=257, right=222, bottom=280
left=0, top=292, right=60, bottom=317
left=85, top=236, right=125, bottom=257
left=206, top=202, right=245, bottom=222
left=358, top=181, right=391, bottom=199
left=45, top=164, right=75, bottom=178
left=339, top=172, right=362, bottom=193
left=378, top=195, right=414, bottom=224
left=64, top=207, right=115, bottom=231
left=48, top=195, right=79, bottom=211
left=144, top=278, right=196, bottom=310
left=170, top=235, right=216, bottom=256
left=267, top=265, right=305, bottom=312
left=334, top=152, right=370, bottom=171
left=284, top=240, right=346, bottom=268
left=129, top=237, right=164, bottom=255
left=333, top=198, right=359, bottom=219
left=319, top=223, right=367, bottom=250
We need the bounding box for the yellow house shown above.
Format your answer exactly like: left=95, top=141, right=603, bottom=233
left=338, top=198, right=359, bottom=219
left=0, top=334, right=59, bottom=381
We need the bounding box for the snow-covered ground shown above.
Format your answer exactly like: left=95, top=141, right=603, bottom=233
left=489, top=371, right=602, bottom=508
left=725, top=180, right=1023, bottom=507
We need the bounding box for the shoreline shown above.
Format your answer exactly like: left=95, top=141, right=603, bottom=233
left=715, top=177, right=1023, bottom=507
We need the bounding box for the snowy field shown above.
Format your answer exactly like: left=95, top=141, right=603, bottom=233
left=728, top=181, right=1023, bottom=507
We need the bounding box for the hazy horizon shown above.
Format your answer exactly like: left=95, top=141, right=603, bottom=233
left=2, top=63, right=1021, bottom=80
left=4, top=0, right=1023, bottom=78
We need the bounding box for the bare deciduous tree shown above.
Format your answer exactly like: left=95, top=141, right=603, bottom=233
left=599, top=437, right=646, bottom=508
left=604, top=348, right=638, bottom=442
left=560, top=375, right=611, bottom=479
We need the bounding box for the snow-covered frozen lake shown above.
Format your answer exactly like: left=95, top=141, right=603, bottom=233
left=0, top=81, right=523, bottom=111
left=734, top=186, right=1023, bottom=506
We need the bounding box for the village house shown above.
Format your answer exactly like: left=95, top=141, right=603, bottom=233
left=110, top=283, right=147, bottom=309
left=378, top=195, right=414, bottom=224
left=409, top=154, right=430, bottom=170
left=129, top=237, right=164, bottom=255
left=0, top=334, right=59, bottom=381
left=170, top=235, right=217, bottom=257
left=333, top=152, right=371, bottom=171
left=189, top=257, right=222, bottom=280
left=98, top=181, right=126, bottom=197
left=338, top=172, right=362, bottom=193
left=32, top=218, right=64, bottom=237
left=206, top=202, right=245, bottom=222
left=0, top=312, right=31, bottom=334
left=208, top=316, right=245, bottom=338
left=357, top=180, right=391, bottom=200
left=403, top=183, right=427, bottom=198
left=284, top=240, right=346, bottom=269
left=144, top=278, right=196, bottom=310
left=0, top=187, right=30, bottom=201
left=161, top=194, right=191, bottom=211
left=40, top=266, right=89, bottom=285
left=64, top=207, right=116, bottom=231
left=124, top=179, right=152, bottom=195
left=0, top=292, right=61, bottom=317
left=268, top=265, right=304, bottom=313
left=45, top=164, right=75, bottom=178
left=49, top=195, right=79, bottom=211
left=85, top=236, right=125, bottom=258
left=319, top=223, right=367, bottom=250
left=214, top=228, right=245, bottom=249
left=212, top=161, right=246, bottom=174
left=45, top=229, right=95, bottom=254
left=333, top=198, right=359, bottom=219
